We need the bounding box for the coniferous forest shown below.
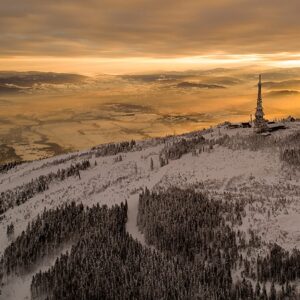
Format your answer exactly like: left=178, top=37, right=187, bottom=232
left=1, top=187, right=299, bottom=299
left=1, top=127, right=300, bottom=299
left=0, top=160, right=90, bottom=215
left=2, top=0, right=300, bottom=297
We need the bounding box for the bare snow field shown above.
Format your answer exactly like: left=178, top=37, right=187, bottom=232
left=1, top=121, right=300, bottom=299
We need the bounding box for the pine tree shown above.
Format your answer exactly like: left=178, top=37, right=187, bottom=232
left=6, top=222, right=14, bottom=239
left=270, top=282, right=276, bottom=300
left=262, top=283, right=268, bottom=300
left=255, top=281, right=261, bottom=298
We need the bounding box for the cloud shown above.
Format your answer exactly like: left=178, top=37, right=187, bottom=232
left=0, top=71, right=88, bottom=94
left=263, top=80, right=300, bottom=90
left=266, top=90, right=300, bottom=97
left=101, top=103, right=155, bottom=115
left=120, top=74, right=190, bottom=83
left=261, top=69, right=300, bottom=81
left=0, top=117, right=12, bottom=124
left=201, top=76, right=242, bottom=86
left=0, top=71, right=87, bottom=87
left=0, top=84, right=25, bottom=95
left=120, top=72, right=242, bottom=86
left=0, top=99, right=10, bottom=105
left=158, top=112, right=218, bottom=125
left=1, top=0, right=300, bottom=59
left=176, top=81, right=225, bottom=89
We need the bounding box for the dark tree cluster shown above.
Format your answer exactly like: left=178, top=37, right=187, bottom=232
left=29, top=202, right=254, bottom=300
left=222, top=134, right=277, bottom=151
left=0, top=160, right=23, bottom=174
left=31, top=230, right=202, bottom=300
left=221, top=130, right=300, bottom=154
left=158, top=153, right=168, bottom=167
left=93, top=140, right=136, bottom=157
left=114, top=154, right=123, bottom=162
left=39, top=154, right=79, bottom=169
left=0, top=175, right=49, bottom=215
left=257, top=244, right=300, bottom=283
left=137, top=188, right=299, bottom=299
left=1, top=188, right=299, bottom=299
left=136, top=188, right=244, bottom=298
left=137, top=188, right=242, bottom=263
left=6, top=222, right=14, bottom=239
left=280, top=148, right=300, bottom=166
left=0, top=160, right=90, bottom=215
left=214, top=134, right=230, bottom=146
left=161, top=136, right=206, bottom=161
left=1, top=200, right=127, bottom=277
left=282, top=132, right=300, bottom=148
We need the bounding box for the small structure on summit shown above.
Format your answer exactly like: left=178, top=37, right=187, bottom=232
left=254, top=74, right=268, bottom=132
left=220, top=74, right=289, bottom=132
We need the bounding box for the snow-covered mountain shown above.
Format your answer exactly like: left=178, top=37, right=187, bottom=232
left=1, top=121, right=300, bottom=299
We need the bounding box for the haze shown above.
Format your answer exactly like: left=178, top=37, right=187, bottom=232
left=1, top=0, right=300, bottom=162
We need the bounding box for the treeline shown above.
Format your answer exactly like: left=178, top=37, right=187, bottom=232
left=1, top=200, right=127, bottom=277
left=1, top=188, right=299, bottom=299
left=93, top=140, right=137, bottom=157
left=282, top=132, right=300, bottom=148
left=137, top=187, right=243, bottom=262
left=160, top=136, right=206, bottom=161
left=39, top=154, right=79, bottom=169
left=0, top=160, right=23, bottom=174
left=0, top=160, right=90, bottom=215
left=137, top=187, right=298, bottom=299
left=218, top=130, right=300, bottom=156
left=221, top=134, right=277, bottom=151
left=137, top=187, right=242, bottom=298
left=280, top=148, right=300, bottom=166
left=257, top=244, right=300, bottom=283
left=31, top=230, right=201, bottom=300
left=29, top=201, right=253, bottom=300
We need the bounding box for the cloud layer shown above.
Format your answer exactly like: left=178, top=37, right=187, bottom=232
left=1, top=66, right=300, bottom=162
left=1, top=0, right=300, bottom=59
left=0, top=71, right=87, bottom=94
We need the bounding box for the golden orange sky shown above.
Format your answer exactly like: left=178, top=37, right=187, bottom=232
left=1, top=0, right=300, bottom=162
left=1, top=54, right=300, bottom=75
left=1, top=0, right=300, bottom=74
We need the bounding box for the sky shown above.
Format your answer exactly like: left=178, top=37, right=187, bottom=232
left=1, top=0, right=300, bottom=74
left=1, top=0, right=300, bottom=162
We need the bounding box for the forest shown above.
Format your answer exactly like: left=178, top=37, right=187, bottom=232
left=280, top=148, right=300, bottom=166
left=1, top=129, right=300, bottom=299
left=0, top=160, right=90, bottom=215
left=0, top=161, right=24, bottom=174
left=137, top=188, right=299, bottom=299
left=161, top=136, right=206, bottom=161
left=93, top=140, right=137, bottom=157
left=0, top=187, right=298, bottom=299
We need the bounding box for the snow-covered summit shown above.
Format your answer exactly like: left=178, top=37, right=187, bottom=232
left=1, top=120, right=300, bottom=299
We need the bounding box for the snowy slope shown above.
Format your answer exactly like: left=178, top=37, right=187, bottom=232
left=1, top=121, right=300, bottom=299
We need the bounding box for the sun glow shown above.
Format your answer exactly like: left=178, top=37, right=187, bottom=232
left=2, top=53, right=300, bottom=75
